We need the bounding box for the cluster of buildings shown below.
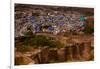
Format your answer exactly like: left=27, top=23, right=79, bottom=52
left=15, top=4, right=93, bottom=37
left=20, top=10, right=84, bottom=34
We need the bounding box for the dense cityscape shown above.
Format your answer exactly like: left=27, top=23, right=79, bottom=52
left=15, top=4, right=94, bottom=65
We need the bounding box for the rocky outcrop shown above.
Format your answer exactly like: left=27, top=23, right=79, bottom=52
left=15, top=41, right=93, bottom=65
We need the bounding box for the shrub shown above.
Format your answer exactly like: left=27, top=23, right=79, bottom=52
left=15, top=35, right=63, bottom=48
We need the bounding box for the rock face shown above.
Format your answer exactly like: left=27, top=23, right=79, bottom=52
left=71, top=45, right=80, bottom=61
left=15, top=52, right=35, bottom=65
left=82, top=42, right=92, bottom=60
left=31, top=47, right=50, bottom=64
left=57, top=48, right=67, bottom=62
left=48, top=48, right=58, bottom=63
left=15, top=41, right=93, bottom=65
left=65, top=46, right=73, bottom=61
left=39, top=47, right=50, bottom=64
